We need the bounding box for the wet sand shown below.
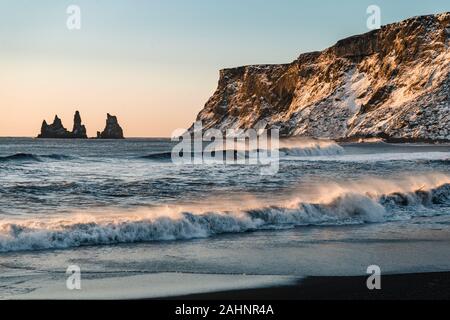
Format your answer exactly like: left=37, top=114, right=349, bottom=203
left=165, top=272, right=450, bottom=300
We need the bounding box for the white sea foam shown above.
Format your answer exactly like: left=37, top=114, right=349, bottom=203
left=284, top=152, right=450, bottom=162
left=0, top=173, right=449, bottom=253
left=231, top=137, right=344, bottom=157
left=277, top=137, right=344, bottom=157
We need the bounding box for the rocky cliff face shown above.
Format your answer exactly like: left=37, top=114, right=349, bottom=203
left=38, top=111, right=87, bottom=139
left=194, top=13, right=450, bottom=141
left=97, top=114, right=124, bottom=139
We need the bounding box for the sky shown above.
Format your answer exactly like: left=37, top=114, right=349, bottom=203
left=0, top=0, right=449, bottom=137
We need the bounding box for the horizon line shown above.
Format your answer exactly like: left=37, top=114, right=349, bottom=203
left=0, top=136, right=173, bottom=139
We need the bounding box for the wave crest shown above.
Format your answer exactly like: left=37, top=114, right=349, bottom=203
left=0, top=153, right=72, bottom=163
left=140, top=139, right=344, bottom=161
left=0, top=153, right=41, bottom=162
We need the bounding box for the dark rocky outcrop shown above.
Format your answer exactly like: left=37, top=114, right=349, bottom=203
left=192, top=12, right=450, bottom=141
left=72, top=111, right=88, bottom=139
left=97, top=114, right=124, bottom=139
left=38, top=115, right=72, bottom=138
left=38, top=111, right=88, bottom=139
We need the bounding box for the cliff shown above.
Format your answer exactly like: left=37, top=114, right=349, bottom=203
left=193, top=13, right=450, bottom=141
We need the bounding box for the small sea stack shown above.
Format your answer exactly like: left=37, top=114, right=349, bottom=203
left=97, top=113, right=124, bottom=139
left=71, top=111, right=88, bottom=139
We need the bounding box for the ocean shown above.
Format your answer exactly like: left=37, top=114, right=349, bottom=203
left=1, top=137, right=450, bottom=299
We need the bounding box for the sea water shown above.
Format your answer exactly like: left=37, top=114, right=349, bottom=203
left=0, top=138, right=449, bottom=298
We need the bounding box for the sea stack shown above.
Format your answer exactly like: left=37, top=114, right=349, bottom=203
left=97, top=114, right=124, bottom=139
left=38, top=115, right=72, bottom=138
left=72, top=111, right=88, bottom=139
left=37, top=111, right=88, bottom=139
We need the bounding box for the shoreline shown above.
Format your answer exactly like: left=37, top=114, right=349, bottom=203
left=163, top=272, right=450, bottom=300
left=7, top=271, right=450, bottom=300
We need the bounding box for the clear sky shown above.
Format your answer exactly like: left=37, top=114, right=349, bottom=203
left=0, top=0, right=449, bottom=137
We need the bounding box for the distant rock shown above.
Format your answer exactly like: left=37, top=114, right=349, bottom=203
left=72, top=111, right=88, bottom=139
left=97, top=114, right=124, bottom=139
left=37, top=111, right=88, bottom=139
left=38, top=115, right=72, bottom=138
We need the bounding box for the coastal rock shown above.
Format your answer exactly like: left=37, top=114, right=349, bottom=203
left=38, top=111, right=88, bottom=139
left=97, top=114, right=124, bottom=139
left=38, top=115, right=72, bottom=139
left=72, top=111, right=88, bottom=139
left=192, top=12, right=450, bottom=142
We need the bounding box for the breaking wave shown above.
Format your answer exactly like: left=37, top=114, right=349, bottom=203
left=278, top=137, right=344, bottom=156
left=141, top=138, right=344, bottom=161
left=0, top=173, right=449, bottom=253
left=0, top=153, right=73, bottom=163
left=0, top=153, right=41, bottom=162
left=279, top=145, right=343, bottom=157
left=141, top=152, right=173, bottom=160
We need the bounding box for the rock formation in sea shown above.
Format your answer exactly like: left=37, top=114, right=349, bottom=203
left=71, top=111, right=88, bottom=139
left=97, top=114, right=124, bottom=139
left=38, top=111, right=88, bottom=139
left=192, top=12, right=450, bottom=142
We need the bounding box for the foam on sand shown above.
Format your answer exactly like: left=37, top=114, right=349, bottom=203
left=9, top=272, right=297, bottom=300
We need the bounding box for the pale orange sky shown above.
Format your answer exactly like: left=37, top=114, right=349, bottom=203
left=0, top=59, right=217, bottom=137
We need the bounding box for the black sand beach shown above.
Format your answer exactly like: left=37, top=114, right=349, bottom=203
left=165, top=272, right=450, bottom=300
